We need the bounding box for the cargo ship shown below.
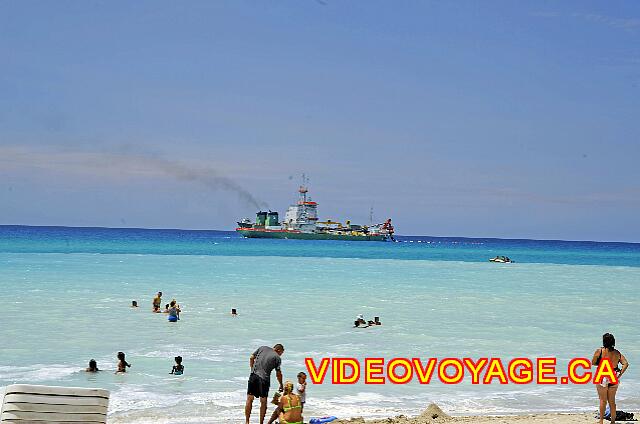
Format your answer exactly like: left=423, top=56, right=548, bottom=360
left=236, top=184, right=394, bottom=241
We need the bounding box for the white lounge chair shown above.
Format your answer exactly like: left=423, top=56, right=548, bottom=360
left=0, top=384, right=109, bottom=423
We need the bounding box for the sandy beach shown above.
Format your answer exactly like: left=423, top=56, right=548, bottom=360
left=334, top=413, right=596, bottom=424
left=107, top=411, right=601, bottom=424
left=331, top=404, right=613, bottom=424
left=107, top=411, right=607, bottom=424
left=105, top=403, right=628, bottom=423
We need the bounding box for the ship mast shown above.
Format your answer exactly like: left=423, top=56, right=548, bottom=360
left=298, top=173, right=309, bottom=221
left=299, top=173, right=308, bottom=204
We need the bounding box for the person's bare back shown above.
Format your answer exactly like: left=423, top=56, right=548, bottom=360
left=278, top=393, right=302, bottom=424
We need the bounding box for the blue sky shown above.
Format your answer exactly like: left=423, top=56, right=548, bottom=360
left=1, top=1, right=639, bottom=241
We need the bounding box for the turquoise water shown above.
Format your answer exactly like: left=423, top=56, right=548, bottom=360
left=1, top=226, right=639, bottom=422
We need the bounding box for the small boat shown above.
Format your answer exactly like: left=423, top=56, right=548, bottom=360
left=489, top=256, right=513, bottom=263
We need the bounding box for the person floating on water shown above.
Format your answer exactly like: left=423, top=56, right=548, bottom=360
left=131, top=300, right=138, bottom=308
left=85, top=359, right=99, bottom=372
left=116, top=351, right=131, bottom=373
left=268, top=380, right=303, bottom=424
left=245, top=344, right=284, bottom=424
left=152, top=291, right=162, bottom=312
left=354, top=313, right=368, bottom=327
left=231, top=308, right=238, bottom=317
left=367, top=316, right=382, bottom=326
left=163, top=303, right=170, bottom=314
left=593, top=332, right=629, bottom=424
left=170, top=356, right=184, bottom=375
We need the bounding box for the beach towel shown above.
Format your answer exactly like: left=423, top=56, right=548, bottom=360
left=596, top=407, right=635, bottom=421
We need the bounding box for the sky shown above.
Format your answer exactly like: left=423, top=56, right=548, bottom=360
left=1, top=0, right=639, bottom=242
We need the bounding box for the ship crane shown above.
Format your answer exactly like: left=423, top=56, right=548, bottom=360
left=380, top=218, right=395, bottom=241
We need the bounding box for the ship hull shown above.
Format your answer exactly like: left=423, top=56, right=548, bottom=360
left=237, top=229, right=387, bottom=241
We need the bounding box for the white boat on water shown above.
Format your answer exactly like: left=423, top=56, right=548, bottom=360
left=489, top=256, right=513, bottom=263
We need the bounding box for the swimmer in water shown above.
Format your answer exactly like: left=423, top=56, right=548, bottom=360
left=86, top=359, right=99, bottom=372
left=116, top=352, right=131, bottom=373
left=354, top=314, right=369, bottom=328
left=168, top=300, right=181, bottom=322
left=152, top=291, right=162, bottom=312
left=170, top=356, right=184, bottom=375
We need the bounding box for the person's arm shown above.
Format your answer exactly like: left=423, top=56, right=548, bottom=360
left=591, top=348, right=601, bottom=366
left=276, top=369, right=283, bottom=391
left=277, top=397, right=285, bottom=419
left=619, top=353, right=629, bottom=377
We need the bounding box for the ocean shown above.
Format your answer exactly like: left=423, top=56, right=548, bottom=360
left=1, top=225, right=639, bottom=423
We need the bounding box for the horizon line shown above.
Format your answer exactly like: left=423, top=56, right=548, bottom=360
left=1, top=224, right=639, bottom=246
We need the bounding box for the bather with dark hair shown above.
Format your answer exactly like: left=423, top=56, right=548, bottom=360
left=116, top=351, right=131, bottom=373
left=592, top=333, right=629, bottom=424
left=85, top=359, right=99, bottom=372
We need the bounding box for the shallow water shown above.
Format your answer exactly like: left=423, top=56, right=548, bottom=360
left=1, top=226, right=639, bottom=422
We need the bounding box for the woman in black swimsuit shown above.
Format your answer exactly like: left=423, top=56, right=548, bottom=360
left=592, top=333, right=629, bottom=424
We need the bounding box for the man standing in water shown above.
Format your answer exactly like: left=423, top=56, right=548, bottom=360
left=152, top=291, right=162, bottom=312
left=245, top=344, right=284, bottom=424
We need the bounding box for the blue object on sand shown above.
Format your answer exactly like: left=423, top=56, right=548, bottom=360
left=168, top=315, right=178, bottom=322
left=309, top=417, right=337, bottom=424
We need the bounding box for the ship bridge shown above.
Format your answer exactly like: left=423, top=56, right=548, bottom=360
left=283, top=185, right=318, bottom=231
